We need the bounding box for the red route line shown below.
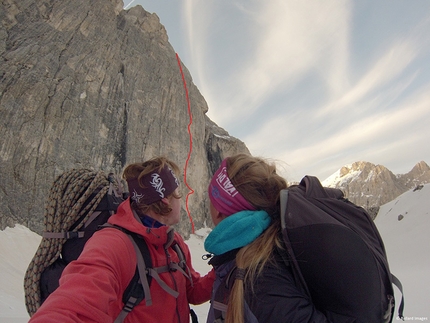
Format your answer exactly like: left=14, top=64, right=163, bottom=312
left=176, top=53, right=195, bottom=233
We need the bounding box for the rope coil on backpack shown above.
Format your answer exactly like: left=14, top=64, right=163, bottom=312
left=23, top=169, right=113, bottom=316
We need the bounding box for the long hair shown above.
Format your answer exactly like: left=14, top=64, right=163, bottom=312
left=223, top=154, right=288, bottom=323
left=123, top=156, right=182, bottom=216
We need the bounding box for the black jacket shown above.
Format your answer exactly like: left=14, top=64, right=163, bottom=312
left=207, top=247, right=331, bottom=323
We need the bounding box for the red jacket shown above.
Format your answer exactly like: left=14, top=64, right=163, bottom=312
left=30, top=199, right=215, bottom=323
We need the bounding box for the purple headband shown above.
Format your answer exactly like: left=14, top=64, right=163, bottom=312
left=127, top=165, right=179, bottom=205
left=208, top=159, right=256, bottom=216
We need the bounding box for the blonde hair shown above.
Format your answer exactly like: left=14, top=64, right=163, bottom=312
left=223, top=154, right=288, bottom=323
left=123, top=156, right=181, bottom=216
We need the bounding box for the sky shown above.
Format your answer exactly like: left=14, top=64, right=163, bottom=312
left=122, top=0, right=430, bottom=182
left=2, top=184, right=429, bottom=321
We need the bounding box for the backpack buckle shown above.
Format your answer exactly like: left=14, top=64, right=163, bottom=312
left=66, top=231, right=83, bottom=239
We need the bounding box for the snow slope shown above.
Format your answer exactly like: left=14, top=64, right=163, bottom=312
left=0, top=225, right=41, bottom=322
left=374, top=184, right=430, bottom=320
left=0, top=226, right=212, bottom=322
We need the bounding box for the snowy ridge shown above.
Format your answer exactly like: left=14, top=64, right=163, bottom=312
left=322, top=163, right=361, bottom=187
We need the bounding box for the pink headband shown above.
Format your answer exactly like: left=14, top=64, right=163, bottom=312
left=208, top=159, right=256, bottom=216
left=127, top=165, right=179, bottom=205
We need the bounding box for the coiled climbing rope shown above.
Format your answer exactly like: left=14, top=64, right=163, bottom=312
left=23, top=169, right=111, bottom=316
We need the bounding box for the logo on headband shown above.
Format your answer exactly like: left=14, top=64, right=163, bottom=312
left=169, top=168, right=180, bottom=187
left=211, top=185, right=233, bottom=207
left=126, top=164, right=179, bottom=205
left=150, top=173, right=166, bottom=198
left=131, top=190, right=144, bottom=203
left=215, top=167, right=239, bottom=197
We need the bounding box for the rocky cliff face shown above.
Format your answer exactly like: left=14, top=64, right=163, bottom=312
left=322, top=161, right=430, bottom=217
left=0, top=0, right=249, bottom=237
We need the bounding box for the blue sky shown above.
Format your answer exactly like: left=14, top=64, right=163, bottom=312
left=124, top=0, right=430, bottom=182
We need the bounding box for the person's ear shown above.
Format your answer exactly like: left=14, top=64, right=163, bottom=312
left=215, top=210, right=227, bottom=221
left=161, top=197, right=169, bottom=205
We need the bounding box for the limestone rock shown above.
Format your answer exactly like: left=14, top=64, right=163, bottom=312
left=0, top=0, right=249, bottom=237
left=397, top=161, right=430, bottom=189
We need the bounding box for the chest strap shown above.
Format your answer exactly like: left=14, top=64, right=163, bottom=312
left=103, top=222, right=194, bottom=323
left=126, top=232, right=192, bottom=304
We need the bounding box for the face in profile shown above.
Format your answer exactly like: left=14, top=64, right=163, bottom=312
left=164, top=188, right=182, bottom=226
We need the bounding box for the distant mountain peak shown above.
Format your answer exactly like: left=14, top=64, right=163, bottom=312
left=322, top=161, right=430, bottom=213
left=410, top=161, right=430, bottom=174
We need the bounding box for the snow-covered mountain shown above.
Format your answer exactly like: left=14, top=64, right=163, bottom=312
left=322, top=161, right=430, bottom=217
left=1, top=183, right=429, bottom=321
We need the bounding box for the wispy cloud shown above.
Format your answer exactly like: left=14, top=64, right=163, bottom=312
left=201, top=1, right=352, bottom=126
left=256, top=82, right=430, bottom=180
left=319, top=39, right=418, bottom=117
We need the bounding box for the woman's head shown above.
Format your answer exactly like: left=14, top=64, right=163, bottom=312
left=208, top=154, right=289, bottom=323
left=123, top=157, right=182, bottom=224
left=209, top=154, right=287, bottom=220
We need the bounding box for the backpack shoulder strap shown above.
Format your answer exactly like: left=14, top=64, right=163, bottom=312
left=114, top=231, right=152, bottom=323
left=391, top=274, right=405, bottom=320
left=100, top=224, right=152, bottom=323
left=170, top=242, right=193, bottom=285
left=279, top=189, right=310, bottom=296
left=102, top=224, right=191, bottom=323
left=162, top=228, right=193, bottom=284
left=212, top=265, right=238, bottom=323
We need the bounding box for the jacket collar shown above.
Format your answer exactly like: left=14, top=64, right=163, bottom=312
left=108, top=198, right=173, bottom=247
left=209, top=248, right=239, bottom=267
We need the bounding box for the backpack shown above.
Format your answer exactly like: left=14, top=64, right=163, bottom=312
left=211, top=176, right=404, bottom=323
left=24, top=169, right=195, bottom=323
left=280, top=175, right=404, bottom=322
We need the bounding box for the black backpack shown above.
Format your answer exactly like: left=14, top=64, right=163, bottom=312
left=280, top=176, right=404, bottom=322
left=24, top=169, right=195, bottom=322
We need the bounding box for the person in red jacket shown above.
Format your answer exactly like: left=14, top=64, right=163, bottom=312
left=30, top=156, right=215, bottom=323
